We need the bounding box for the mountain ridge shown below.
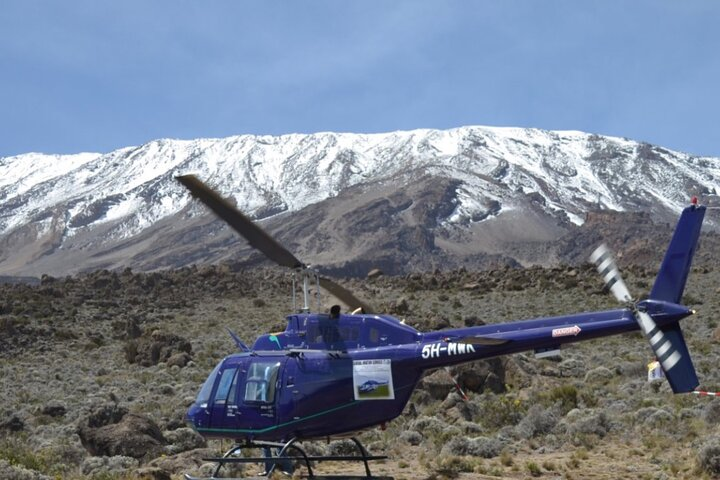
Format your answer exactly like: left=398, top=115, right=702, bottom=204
left=1, top=126, right=718, bottom=277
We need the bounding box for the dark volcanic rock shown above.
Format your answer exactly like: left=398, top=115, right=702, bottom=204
left=125, top=317, right=143, bottom=339
left=452, top=358, right=506, bottom=394
left=420, top=369, right=455, bottom=400
left=78, top=404, right=168, bottom=460
left=166, top=352, right=191, bottom=368
left=41, top=401, right=67, bottom=417
left=0, top=413, right=25, bottom=432
left=125, top=330, right=193, bottom=367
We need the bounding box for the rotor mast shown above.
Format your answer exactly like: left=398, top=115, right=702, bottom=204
left=295, top=267, right=314, bottom=313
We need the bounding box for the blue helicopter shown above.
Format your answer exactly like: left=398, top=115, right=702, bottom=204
left=177, top=175, right=706, bottom=479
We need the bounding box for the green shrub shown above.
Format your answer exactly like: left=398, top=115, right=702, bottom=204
left=0, top=438, right=68, bottom=476
left=477, top=395, right=526, bottom=430
left=526, top=461, right=542, bottom=476
left=539, top=384, right=578, bottom=413
left=432, top=455, right=481, bottom=477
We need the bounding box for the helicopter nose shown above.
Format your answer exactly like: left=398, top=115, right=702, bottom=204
left=186, top=404, right=208, bottom=430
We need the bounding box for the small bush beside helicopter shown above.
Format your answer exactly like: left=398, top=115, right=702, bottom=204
left=177, top=175, right=706, bottom=479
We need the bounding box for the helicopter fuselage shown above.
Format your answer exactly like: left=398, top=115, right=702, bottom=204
left=177, top=175, right=707, bottom=448
left=186, top=299, right=692, bottom=442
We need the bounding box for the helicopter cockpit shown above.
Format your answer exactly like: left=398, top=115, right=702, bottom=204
left=186, top=312, right=422, bottom=440
left=186, top=352, right=286, bottom=438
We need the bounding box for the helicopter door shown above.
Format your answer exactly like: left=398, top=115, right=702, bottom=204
left=239, top=357, right=286, bottom=430
left=208, top=364, right=242, bottom=426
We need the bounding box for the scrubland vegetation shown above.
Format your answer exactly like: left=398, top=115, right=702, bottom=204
left=2, top=261, right=720, bottom=479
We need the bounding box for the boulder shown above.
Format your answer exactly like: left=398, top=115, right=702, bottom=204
left=0, top=414, right=25, bottom=432
left=148, top=448, right=215, bottom=475
left=125, top=331, right=192, bottom=367
left=420, top=370, right=455, bottom=400
left=451, top=358, right=506, bottom=394
left=78, top=404, right=168, bottom=460
left=389, top=298, right=409, bottom=315
left=164, top=427, right=207, bottom=454
left=166, top=352, right=191, bottom=368
left=41, top=401, right=66, bottom=417
left=126, top=317, right=143, bottom=339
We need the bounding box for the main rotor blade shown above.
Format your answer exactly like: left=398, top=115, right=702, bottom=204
left=176, top=174, right=303, bottom=269
left=589, top=244, right=633, bottom=303
left=318, top=276, right=374, bottom=314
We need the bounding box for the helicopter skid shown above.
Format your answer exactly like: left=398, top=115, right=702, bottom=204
left=188, top=436, right=390, bottom=479
left=185, top=476, right=393, bottom=480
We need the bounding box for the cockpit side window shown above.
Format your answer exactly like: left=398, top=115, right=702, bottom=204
left=195, top=361, right=223, bottom=407
left=369, top=327, right=379, bottom=344
left=342, top=326, right=359, bottom=341
left=214, top=368, right=238, bottom=404
left=243, top=361, right=281, bottom=403
left=227, top=369, right=240, bottom=404
left=306, top=321, right=359, bottom=346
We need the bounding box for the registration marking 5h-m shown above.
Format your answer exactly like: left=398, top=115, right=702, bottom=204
left=422, top=342, right=476, bottom=359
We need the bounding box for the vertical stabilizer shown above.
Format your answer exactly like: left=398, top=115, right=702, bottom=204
left=650, top=204, right=706, bottom=303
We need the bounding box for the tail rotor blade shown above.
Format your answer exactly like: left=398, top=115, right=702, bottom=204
left=588, top=206, right=704, bottom=394
left=636, top=310, right=682, bottom=372
left=590, top=244, right=633, bottom=303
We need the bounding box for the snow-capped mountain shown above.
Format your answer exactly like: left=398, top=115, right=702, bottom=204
left=1, top=126, right=718, bottom=277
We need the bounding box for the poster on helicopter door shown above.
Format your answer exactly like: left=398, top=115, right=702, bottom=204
left=353, top=359, right=395, bottom=400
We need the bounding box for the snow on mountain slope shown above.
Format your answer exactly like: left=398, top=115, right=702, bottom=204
left=0, top=126, right=718, bottom=276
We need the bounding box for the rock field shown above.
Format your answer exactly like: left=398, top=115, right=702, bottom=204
left=2, top=261, right=720, bottom=479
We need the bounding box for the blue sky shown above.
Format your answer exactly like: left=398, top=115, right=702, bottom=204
left=1, top=1, right=718, bottom=157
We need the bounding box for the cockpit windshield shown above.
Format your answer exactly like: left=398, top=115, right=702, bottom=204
left=195, top=360, right=223, bottom=407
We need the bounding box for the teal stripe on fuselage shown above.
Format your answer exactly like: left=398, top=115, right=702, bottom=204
left=197, top=400, right=360, bottom=435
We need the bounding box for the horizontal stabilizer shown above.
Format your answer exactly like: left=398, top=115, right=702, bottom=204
left=658, top=322, right=698, bottom=393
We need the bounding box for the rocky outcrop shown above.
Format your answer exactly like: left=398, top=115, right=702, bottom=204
left=77, top=404, right=168, bottom=460
left=124, top=330, right=193, bottom=367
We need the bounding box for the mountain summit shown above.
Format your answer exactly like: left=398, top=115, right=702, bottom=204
left=1, top=126, right=718, bottom=277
